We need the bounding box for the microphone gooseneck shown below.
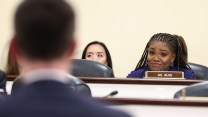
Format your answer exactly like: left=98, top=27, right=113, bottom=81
left=103, top=90, right=118, bottom=98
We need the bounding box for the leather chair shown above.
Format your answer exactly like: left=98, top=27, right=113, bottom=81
left=71, top=59, right=114, bottom=78
left=174, top=82, right=208, bottom=98
left=0, top=70, right=7, bottom=100
left=11, top=76, right=92, bottom=97
left=188, top=62, right=208, bottom=80
left=0, top=70, right=6, bottom=94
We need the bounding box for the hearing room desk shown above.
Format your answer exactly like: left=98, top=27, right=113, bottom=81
left=6, top=76, right=203, bottom=99
left=6, top=76, right=208, bottom=117
left=98, top=98, right=208, bottom=117
left=80, top=78, right=202, bottom=99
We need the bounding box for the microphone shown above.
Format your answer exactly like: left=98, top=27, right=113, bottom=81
left=103, top=90, right=118, bottom=98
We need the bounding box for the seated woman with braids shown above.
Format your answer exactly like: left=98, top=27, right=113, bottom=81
left=127, top=33, right=195, bottom=79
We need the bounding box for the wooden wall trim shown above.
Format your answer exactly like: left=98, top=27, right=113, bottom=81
left=7, top=75, right=203, bottom=85
left=96, top=97, right=208, bottom=107
left=80, top=77, right=202, bottom=85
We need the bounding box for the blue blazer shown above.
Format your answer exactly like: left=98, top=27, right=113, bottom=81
left=127, top=66, right=196, bottom=80
left=0, top=80, right=131, bottom=117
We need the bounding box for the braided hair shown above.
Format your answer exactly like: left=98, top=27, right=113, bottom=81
left=172, top=35, right=188, bottom=62
left=135, top=33, right=191, bottom=71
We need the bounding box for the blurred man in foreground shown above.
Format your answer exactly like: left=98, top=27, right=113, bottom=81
left=0, top=0, right=131, bottom=117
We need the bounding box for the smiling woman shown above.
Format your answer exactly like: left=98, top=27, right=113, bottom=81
left=127, top=33, right=196, bottom=79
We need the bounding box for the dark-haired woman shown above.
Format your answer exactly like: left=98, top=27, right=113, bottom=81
left=5, top=40, right=19, bottom=75
left=82, top=41, right=113, bottom=70
left=127, top=33, right=195, bottom=79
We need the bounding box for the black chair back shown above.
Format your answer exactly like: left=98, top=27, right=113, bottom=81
left=174, top=82, right=208, bottom=98
left=188, top=62, right=208, bottom=80
left=71, top=59, right=114, bottom=78
left=0, top=70, right=7, bottom=100
left=11, top=76, right=91, bottom=97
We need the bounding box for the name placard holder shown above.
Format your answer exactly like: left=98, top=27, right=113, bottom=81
left=145, top=71, right=184, bottom=79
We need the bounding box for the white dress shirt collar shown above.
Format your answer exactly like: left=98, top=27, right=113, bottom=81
left=20, top=68, right=73, bottom=85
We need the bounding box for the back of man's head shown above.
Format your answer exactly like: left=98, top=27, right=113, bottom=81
left=15, top=0, right=75, bottom=60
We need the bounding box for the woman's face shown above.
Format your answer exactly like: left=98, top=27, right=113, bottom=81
left=85, top=44, right=108, bottom=65
left=147, top=41, right=176, bottom=71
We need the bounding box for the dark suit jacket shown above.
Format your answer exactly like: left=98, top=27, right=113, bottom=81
left=0, top=79, right=131, bottom=117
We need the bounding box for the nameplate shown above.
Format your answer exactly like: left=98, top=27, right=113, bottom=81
left=145, top=71, right=184, bottom=79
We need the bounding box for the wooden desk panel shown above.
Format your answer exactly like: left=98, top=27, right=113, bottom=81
left=79, top=77, right=202, bottom=85
left=98, top=97, right=208, bottom=106
left=7, top=75, right=203, bottom=85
